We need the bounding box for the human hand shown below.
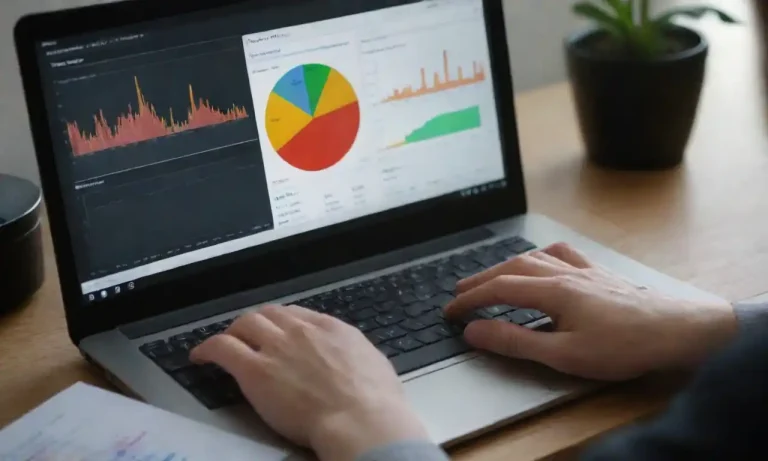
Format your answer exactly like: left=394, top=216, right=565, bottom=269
left=445, top=243, right=738, bottom=381
left=191, top=305, right=428, bottom=461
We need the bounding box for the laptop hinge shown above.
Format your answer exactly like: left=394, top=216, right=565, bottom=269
left=120, top=226, right=494, bottom=339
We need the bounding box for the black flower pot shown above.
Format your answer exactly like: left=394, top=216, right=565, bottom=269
left=566, top=26, right=708, bottom=170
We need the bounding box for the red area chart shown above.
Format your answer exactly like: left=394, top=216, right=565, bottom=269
left=66, top=77, right=250, bottom=157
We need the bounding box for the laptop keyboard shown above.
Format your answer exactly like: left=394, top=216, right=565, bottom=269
left=139, top=236, right=543, bottom=410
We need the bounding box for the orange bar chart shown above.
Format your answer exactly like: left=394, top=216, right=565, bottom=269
left=383, top=50, right=486, bottom=103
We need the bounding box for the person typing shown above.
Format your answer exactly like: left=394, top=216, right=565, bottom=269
left=186, top=3, right=768, bottom=460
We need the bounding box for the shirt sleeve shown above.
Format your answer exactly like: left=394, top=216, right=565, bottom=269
left=355, top=440, right=449, bottom=461
left=734, top=302, right=768, bottom=333
left=579, top=319, right=768, bottom=461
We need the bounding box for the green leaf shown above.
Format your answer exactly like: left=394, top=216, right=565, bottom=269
left=653, top=6, right=741, bottom=26
left=572, top=2, right=627, bottom=38
left=603, top=0, right=633, bottom=24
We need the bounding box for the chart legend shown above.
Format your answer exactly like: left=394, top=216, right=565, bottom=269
left=388, top=105, right=481, bottom=148
left=383, top=51, right=486, bottom=103
left=67, top=77, right=250, bottom=157
left=265, top=64, right=360, bottom=171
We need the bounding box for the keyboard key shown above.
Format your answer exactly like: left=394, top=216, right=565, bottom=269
left=397, top=292, right=417, bottom=305
left=349, top=298, right=374, bottom=310
left=376, top=344, right=400, bottom=358
left=174, top=339, right=200, bottom=351
left=435, top=276, right=459, bottom=292
left=354, top=318, right=378, bottom=332
left=140, top=340, right=167, bottom=352
left=366, top=333, right=383, bottom=345
left=389, top=337, right=423, bottom=352
left=155, top=351, right=193, bottom=373
left=520, top=309, right=546, bottom=321
left=413, top=283, right=439, bottom=300
left=473, top=309, right=497, bottom=320
left=371, top=325, right=408, bottom=342
left=507, top=310, right=539, bottom=325
left=330, top=308, right=349, bottom=321
left=349, top=307, right=377, bottom=321
left=313, top=302, right=330, bottom=313
left=210, top=321, right=231, bottom=333
left=485, top=305, right=514, bottom=317
left=375, top=312, right=406, bottom=326
left=390, top=338, right=471, bottom=375
left=451, top=257, right=481, bottom=273
left=416, top=312, right=443, bottom=327
left=475, top=253, right=507, bottom=268
left=414, top=329, right=443, bottom=345
left=429, top=324, right=458, bottom=338
left=374, top=300, right=398, bottom=313
left=169, top=333, right=197, bottom=344
left=404, top=302, right=432, bottom=318
left=399, top=318, right=429, bottom=331
left=193, top=326, right=215, bottom=339
left=140, top=341, right=173, bottom=359
left=425, top=293, right=455, bottom=309
left=504, top=238, right=537, bottom=255
left=172, top=368, right=205, bottom=388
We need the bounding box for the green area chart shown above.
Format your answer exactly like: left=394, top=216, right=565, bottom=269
left=388, top=105, right=481, bottom=148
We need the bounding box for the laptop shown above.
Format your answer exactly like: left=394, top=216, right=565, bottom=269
left=14, top=0, right=724, bottom=457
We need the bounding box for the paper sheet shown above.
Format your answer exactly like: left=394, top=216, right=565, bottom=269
left=0, top=382, right=291, bottom=461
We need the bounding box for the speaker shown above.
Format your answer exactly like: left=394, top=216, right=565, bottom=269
left=0, top=174, right=44, bottom=314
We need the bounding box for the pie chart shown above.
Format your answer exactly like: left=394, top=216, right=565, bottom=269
left=265, top=64, right=361, bottom=171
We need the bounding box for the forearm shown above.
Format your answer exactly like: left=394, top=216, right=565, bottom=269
left=352, top=302, right=768, bottom=461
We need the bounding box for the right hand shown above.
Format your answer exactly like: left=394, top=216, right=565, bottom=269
left=445, top=243, right=738, bottom=381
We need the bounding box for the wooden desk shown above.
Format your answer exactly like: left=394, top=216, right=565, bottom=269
left=1, top=10, right=766, bottom=461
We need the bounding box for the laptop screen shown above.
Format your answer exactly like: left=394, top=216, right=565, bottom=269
left=34, top=0, right=507, bottom=305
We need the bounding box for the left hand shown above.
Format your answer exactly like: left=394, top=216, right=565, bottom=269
left=191, top=305, right=428, bottom=461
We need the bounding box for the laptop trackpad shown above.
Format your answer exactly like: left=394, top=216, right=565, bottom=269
left=402, top=355, right=595, bottom=445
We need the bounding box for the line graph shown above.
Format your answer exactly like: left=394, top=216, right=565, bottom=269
left=0, top=384, right=286, bottom=461
left=383, top=50, right=486, bottom=103
left=11, top=426, right=190, bottom=461
left=67, top=77, right=250, bottom=157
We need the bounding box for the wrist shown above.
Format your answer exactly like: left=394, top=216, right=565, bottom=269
left=309, top=397, right=429, bottom=461
left=662, top=299, right=738, bottom=370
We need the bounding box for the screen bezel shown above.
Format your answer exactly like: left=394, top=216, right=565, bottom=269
left=14, top=0, right=527, bottom=344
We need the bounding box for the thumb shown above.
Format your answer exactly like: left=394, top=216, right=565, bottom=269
left=464, top=320, right=562, bottom=365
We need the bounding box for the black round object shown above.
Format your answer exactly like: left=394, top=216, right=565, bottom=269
left=0, top=174, right=44, bottom=314
left=566, top=26, right=708, bottom=170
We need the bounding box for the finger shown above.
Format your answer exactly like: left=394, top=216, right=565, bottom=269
left=191, top=334, right=265, bottom=380
left=261, top=304, right=335, bottom=328
left=457, top=255, right=568, bottom=294
left=529, top=251, right=575, bottom=269
left=543, top=243, right=594, bottom=269
left=446, top=275, right=562, bottom=318
left=226, top=312, right=284, bottom=350
left=464, top=320, right=563, bottom=364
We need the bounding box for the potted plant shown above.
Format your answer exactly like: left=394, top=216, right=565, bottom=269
left=567, top=0, right=738, bottom=170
